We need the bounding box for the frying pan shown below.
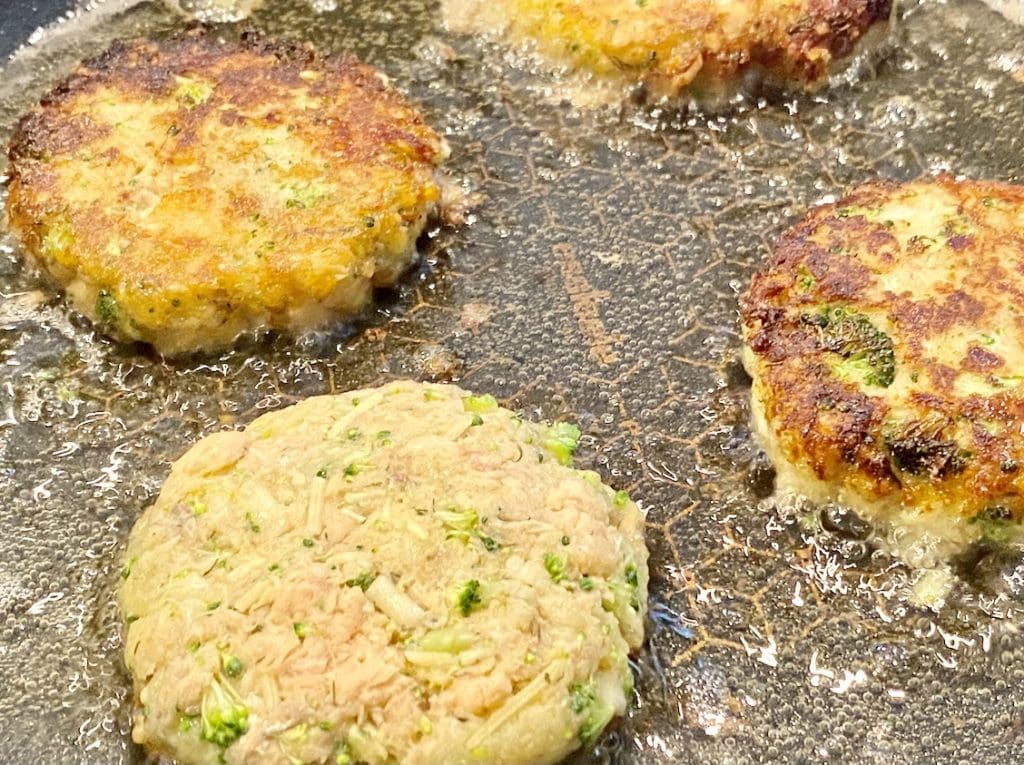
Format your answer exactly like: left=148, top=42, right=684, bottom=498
left=2, top=1, right=1024, bottom=763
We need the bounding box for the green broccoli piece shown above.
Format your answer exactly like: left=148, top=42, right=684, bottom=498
left=334, top=742, right=353, bottom=765
left=282, top=180, right=327, bottom=210
left=437, top=507, right=479, bottom=542
left=613, top=490, right=630, bottom=508
left=803, top=306, right=895, bottom=388
left=344, top=572, right=376, bottom=591
left=543, top=422, right=581, bottom=465
left=221, top=655, right=244, bottom=679
left=568, top=681, right=615, bottom=746
left=96, top=291, right=119, bottom=323
left=120, top=556, right=137, bottom=580
left=199, top=676, right=249, bottom=748
left=968, top=506, right=1015, bottom=543
left=462, top=394, right=498, bottom=413
left=544, top=553, right=567, bottom=583
left=624, top=563, right=641, bottom=611
left=174, top=76, right=214, bottom=106
left=456, top=580, right=482, bottom=616
left=624, top=563, right=638, bottom=588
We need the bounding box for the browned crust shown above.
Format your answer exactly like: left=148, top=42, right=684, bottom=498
left=683, top=0, right=894, bottom=89
left=780, top=0, right=894, bottom=78
left=5, top=29, right=446, bottom=353
left=8, top=30, right=439, bottom=172
left=741, top=174, right=1024, bottom=522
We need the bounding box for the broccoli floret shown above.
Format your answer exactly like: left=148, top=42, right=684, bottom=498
left=803, top=306, right=895, bottom=388
left=619, top=563, right=642, bottom=611
left=624, top=563, right=638, bottom=588
left=221, top=654, right=244, bottom=679
left=178, top=713, right=199, bottom=733
left=568, top=681, right=615, bottom=746
left=334, top=741, right=353, bottom=765
left=543, top=422, right=581, bottom=465
left=282, top=180, right=327, bottom=210
left=120, top=556, right=137, bottom=580
left=544, top=553, right=567, bottom=583
left=462, top=394, right=498, bottom=413
left=344, top=572, right=376, bottom=591
left=174, top=75, right=214, bottom=106
left=968, top=506, right=1015, bottom=543
left=479, top=535, right=500, bottom=552
left=437, top=507, right=479, bottom=542
left=612, top=490, right=630, bottom=508
left=456, top=580, right=482, bottom=616
left=96, top=291, right=119, bottom=323
left=199, top=676, right=249, bottom=748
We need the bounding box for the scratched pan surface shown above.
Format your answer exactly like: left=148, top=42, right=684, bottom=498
left=2, top=0, right=1024, bottom=763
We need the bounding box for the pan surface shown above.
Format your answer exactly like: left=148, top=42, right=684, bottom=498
left=1, top=1, right=1024, bottom=763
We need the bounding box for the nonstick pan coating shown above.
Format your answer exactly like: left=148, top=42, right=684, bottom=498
left=1, top=1, right=1023, bottom=763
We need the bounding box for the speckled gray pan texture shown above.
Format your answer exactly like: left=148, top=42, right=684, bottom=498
left=1, top=1, right=1024, bottom=763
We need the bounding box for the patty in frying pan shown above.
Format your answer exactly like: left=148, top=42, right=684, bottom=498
left=741, top=176, right=1024, bottom=566
left=443, top=0, right=892, bottom=102
left=119, top=380, right=648, bottom=765
left=7, top=31, right=449, bottom=356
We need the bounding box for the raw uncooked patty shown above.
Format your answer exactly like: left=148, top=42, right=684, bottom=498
left=7, top=32, right=449, bottom=355
left=741, top=176, right=1024, bottom=563
left=118, top=380, right=649, bottom=765
left=443, top=0, right=892, bottom=101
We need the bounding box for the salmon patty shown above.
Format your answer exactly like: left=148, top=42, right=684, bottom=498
left=443, top=0, right=892, bottom=102
left=742, top=176, right=1024, bottom=563
left=7, top=32, right=449, bottom=355
left=119, top=380, right=649, bottom=765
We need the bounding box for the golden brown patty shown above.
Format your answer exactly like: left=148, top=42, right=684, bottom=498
left=443, top=0, right=892, bottom=100
left=7, top=32, right=448, bottom=355
left=742, top=176, right=1024, bottom=557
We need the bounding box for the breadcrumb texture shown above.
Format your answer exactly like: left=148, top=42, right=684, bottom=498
left=119, top=381, right=648, bottom=765
left=443, top=0, right=892, bottom=100
left=7, top=32, right=448, bottom=355
left=742, top=176, right=1024, bottom=562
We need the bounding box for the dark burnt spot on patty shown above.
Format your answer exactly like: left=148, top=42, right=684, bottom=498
left=964, top=344, right=1004, bottom=372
